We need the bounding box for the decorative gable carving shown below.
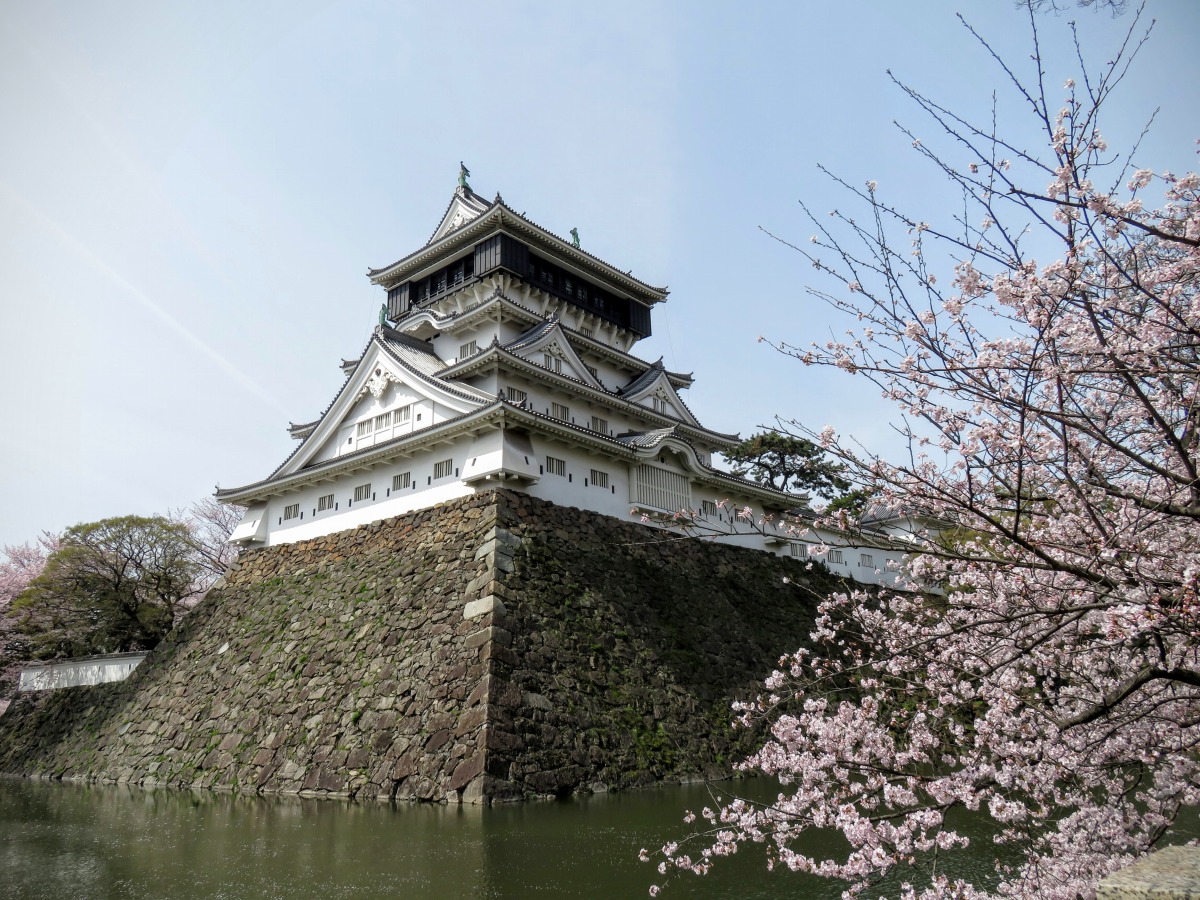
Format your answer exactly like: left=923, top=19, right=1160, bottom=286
left=364, top=368, right=398, bottom=400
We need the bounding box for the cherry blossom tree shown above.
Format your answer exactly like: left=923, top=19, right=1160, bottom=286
left=648, top=7, right=1199, bottom=899
left=13, top=516, right=201, bottom=659
left=171, top=497, right=243, bottom=594
left=0, top=534, right=58, bottom=700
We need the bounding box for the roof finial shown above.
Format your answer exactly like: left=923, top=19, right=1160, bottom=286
left=458, top=161, right=471, bottom=191
left=570, top=227, right=580, bottom=249
left=378, top=302, right=388, bottom=328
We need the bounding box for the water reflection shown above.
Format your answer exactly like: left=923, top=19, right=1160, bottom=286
left=3, top=779, right=844, bottom=899
left=6, top=778, right=1189, bottom=899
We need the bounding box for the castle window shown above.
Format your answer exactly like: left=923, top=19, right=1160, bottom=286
left=374, top=412, right=391, bottom=431
left=393, top=472, right=411, bottom=491
left=317, top=494, right=335, bottom=512
left=507, top=387, right=528, bottom=404
left=551, top=402, right=570, bottom=421
left=433, top=458, right=453, bottom=480
left=590, top=469, right=609, bottom=489
left=635, top=464, right=691, bottom=513
left=543, top=353, right=563, bottom=374
left=590, top=415, right=608, bottom=434
left=356, top=421, right=372, bottom=438
left=354, top=483, right=372, bottom=502
left=701, top=499, right=718, bottom=517
left=828, top=549, right=844, bottom=565
left=283, top=503, right=300, bottom=521
left=396, top=404, right=412, bottom=424
left=585, top=364, right=599, bottom=381
left=580, top=327, right=592, bottom=338
left=459, top=340, right=477, bottom=361
left=790, top=542, right=808, bottom=559
left=860, top=553, right=875, bottom=568
left=546, top=456, right=566, bottom=477
left=577, top=286, right=589, bottom=303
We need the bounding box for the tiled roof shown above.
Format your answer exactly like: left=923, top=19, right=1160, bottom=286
left=377, top=331, right=491, bottom=402
left=368, top=196, right=668, bottom=300
left=395, top=285, right=692, bottom=387
left=618, top=359, right=666, bottom=397
left=501, top=316, right=560, bottom=352
left=616, top=427, right=678, bottom=449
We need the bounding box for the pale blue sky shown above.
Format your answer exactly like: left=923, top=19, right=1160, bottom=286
left=1, top=0, right=1197, bottom=546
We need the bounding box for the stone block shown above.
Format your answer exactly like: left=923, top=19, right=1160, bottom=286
left=449, top=752, right=486, bottom=791
left=455, top=706, right=487, bottom=736
left=464, top=596, right=507, bottom=621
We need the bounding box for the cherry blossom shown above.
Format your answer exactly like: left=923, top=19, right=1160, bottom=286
left=649, top=8, right=1199, bottom=898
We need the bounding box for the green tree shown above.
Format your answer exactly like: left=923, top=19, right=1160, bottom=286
left=12, top=516, right=200, bottom=659
left=723, top=431, right=851, bottom=499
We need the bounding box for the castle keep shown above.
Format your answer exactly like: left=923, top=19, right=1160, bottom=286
left=218, top=173, right=804, bottom=554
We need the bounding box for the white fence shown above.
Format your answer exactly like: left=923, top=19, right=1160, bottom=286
left=18, top=652, right=149, bottom=692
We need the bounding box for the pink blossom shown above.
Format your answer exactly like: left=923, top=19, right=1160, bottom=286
left=649, top=9, right=1200, bottom=897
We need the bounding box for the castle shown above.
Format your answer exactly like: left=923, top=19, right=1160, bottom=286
left=1, top=172, right=923, bottom=800
left=217, top=171, right=915, bottom=587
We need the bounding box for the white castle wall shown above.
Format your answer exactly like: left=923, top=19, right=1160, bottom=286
left=19, top=652, right=149, bottom=692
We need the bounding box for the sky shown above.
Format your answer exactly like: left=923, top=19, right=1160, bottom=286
left=1, top=0, right=1197, bottom=548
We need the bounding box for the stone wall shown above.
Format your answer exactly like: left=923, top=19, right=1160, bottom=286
left=0, top=491, right=844, bottom=802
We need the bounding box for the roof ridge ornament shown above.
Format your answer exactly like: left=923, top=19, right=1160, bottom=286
left=457, top=161, right=471, bottom=192
left=570, top=227, right=580, bottom=249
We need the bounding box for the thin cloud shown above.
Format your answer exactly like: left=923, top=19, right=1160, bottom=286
left=2, top=183, right=290, bottom=416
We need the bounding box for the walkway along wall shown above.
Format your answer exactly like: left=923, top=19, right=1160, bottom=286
left=0, top=491, right=843, bottom=802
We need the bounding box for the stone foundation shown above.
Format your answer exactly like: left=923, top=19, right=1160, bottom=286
left=0, top=491, right=840, bottom=802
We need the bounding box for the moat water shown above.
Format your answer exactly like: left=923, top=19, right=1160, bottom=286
left=0, top=775, right=1163, bottom=899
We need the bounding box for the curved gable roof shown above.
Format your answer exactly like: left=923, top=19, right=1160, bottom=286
left=618, top=361, right=701, bottom=427
left=266, top=328, right=487, bottom=480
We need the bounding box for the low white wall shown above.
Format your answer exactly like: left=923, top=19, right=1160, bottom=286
left=18, top=652, right=149, bottom=692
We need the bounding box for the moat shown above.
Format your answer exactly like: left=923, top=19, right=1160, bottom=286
left=1, top=777, right=996, bottom=899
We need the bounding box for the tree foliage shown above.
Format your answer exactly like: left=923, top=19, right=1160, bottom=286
left=650, top=8, right=1199, bottom=899
left=13, top=516, right=200, bottom=659
left=0, top=534, right=58, bottom=696
left=723, top=431, right=851, bottom=498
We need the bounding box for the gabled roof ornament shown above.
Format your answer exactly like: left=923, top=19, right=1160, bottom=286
left=570, top=227, right=581, bottom=249
left=458, top=161, right=471, bottom=191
